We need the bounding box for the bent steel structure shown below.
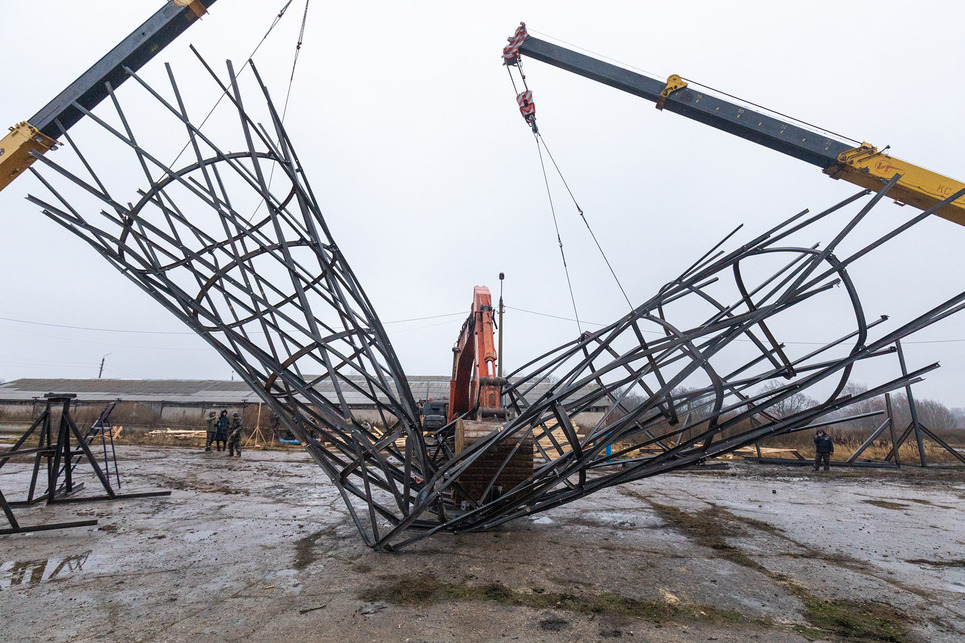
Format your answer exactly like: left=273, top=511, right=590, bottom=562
left=24, top=54, right=965, bottom=549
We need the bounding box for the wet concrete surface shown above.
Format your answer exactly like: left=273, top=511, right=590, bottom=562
left=1, top=446, right=963, bottom=641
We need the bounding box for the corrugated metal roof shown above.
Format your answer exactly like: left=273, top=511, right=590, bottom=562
left=0, top=376, right=600, bottom=410
left=0, top=376, right=455, bottom=406
left=0, top=378, right=262, bottom=405
left=2, top=378, right=252, bottom=396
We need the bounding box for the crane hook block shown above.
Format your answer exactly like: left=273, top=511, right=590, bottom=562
left=517, top=90, right=538, bottom=133
left=503, top=22, right=529, bottom=66
left=656, top=74, right=688, bottom=110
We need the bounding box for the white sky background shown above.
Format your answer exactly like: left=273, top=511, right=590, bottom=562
left=1, top=0, right=964, bottom=408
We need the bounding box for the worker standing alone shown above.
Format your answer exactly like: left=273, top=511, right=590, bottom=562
left=813, top=430, right=834, bottom=471
left=228, top=412, right=243, bottom=458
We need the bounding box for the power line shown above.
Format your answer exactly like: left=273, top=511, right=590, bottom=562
left=6, top=308, right=965, bottom=346
left=505, top=306, right=965, bottom=345
left=505, top=305, right=604, bottom=327
left=0, top=310, right=466, bottom=335
left=381, top=312, right=465, bottom=324
left=0, top=316, right=195, bottom=335
left=0, top=324, right=211, bottom=351
left=387, top=319, right=465, bottom=335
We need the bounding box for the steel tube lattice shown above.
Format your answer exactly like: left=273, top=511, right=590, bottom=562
left=25, top=54, right=965, bottom=549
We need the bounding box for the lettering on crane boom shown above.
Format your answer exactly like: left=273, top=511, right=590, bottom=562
left=875, top=161, right=902, bottom=174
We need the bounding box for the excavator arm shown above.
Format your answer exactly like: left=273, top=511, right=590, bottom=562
left=448, top=286, right=504, bottom=422
left=0, top=0, right=216, bottom=191
left=503, top=23, right=965, bottom=227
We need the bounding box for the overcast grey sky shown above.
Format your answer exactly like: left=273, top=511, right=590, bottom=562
left=2, top=1, right=964, bottom=407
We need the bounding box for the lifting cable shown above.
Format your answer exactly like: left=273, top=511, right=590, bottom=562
left=533, top=128, right=583, bottom=334
left=170, top=0, right=299, bottom=169
left=279, top=0, right=311, bottom=124
left=506, top=61, right=582, bottom=332
left=505, top=39, right=632, bottom=333
left=535, top=133, right=633, bottom=310
left=261, top=0, right=312, bottom=200
left=682, top=77, right=861, bottom=146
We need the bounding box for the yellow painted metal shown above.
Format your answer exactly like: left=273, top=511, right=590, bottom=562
left=825, top=143, right=965, bottom=227
left=656, top=74, right=688, bottom=111
left=173, top=0, right=207, bottom=19
left=0, top=122, right=58, bottom=192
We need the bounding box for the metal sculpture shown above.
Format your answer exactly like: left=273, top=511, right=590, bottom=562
left=24, top=53, right=965, bottom=549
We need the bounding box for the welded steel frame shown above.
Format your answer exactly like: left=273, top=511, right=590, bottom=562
left=752, top=338, right=965, bottom=470
left=0, top=394, right=170, bottom=519
left=0, top=395, right=102, bottom=535
left=23, top=52, right=965, bottom=549
left=29, top=0, right=218, bottom=139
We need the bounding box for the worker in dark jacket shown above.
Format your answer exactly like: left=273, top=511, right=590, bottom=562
left=215, top=409, right=230, bottom=452
left=228, top=412, right=243, bottom=458
left=813, top=430, right=834, bottom=471
left=204, top=411, right=217, bottom=452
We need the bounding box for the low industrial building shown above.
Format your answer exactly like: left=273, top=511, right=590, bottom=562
left=0, top=376, right=606, bottom=430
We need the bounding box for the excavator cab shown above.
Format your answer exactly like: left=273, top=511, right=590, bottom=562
left=418, top=400, right=449, bottom=430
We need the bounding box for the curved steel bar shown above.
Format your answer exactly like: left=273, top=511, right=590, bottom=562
left=22, top=52, right=965, bottom=550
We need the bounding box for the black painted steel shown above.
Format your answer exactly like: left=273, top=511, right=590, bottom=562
left=0, top=518, right=99, bottom=536
left=0, top=395, right=170, bottom=524
left=23, top=54, right=965, bottom=549
left=517, top=36, right=852, bottom=168
left=29, top=0, right=218, bottom=138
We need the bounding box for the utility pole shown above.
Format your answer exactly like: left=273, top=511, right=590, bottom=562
left=497, top=272, right=505, bottom=379
left=98, top=353, right=111, bottom=379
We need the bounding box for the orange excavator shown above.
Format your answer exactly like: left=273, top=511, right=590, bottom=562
left=447, top=286, right=507, bottom=423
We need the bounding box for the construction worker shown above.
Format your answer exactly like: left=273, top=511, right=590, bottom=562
left=204, top=411, right=217, bottom=451
left=813, top=430, right=834, bottom=471
left=228, top=412, right=243, bottom=457
left=215, top=409, right=230, bottom=452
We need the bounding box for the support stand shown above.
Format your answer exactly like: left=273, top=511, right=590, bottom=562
left=0, top=485, right=98, bottom=535
left=244, top=401, right=272, bottom=447
left=0, top=394, right=171, bottom=535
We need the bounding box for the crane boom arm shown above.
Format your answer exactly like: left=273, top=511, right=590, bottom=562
left=509, top=27, right=965, bottom=226
left=0, top=0, right=217, bottom=191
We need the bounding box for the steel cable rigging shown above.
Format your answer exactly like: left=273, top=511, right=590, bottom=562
left=504, top=44, right=632, bottom=336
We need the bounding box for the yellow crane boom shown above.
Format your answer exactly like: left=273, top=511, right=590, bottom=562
left=0, top=0, right=214, bottom=192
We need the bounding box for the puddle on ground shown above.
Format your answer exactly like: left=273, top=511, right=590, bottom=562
left=0, top=551, right=91, bottom=590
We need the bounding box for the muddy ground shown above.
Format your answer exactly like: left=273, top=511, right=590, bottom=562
left=1, top=446, right=963, bottom=642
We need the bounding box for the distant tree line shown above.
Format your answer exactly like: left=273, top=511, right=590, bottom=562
left=599, top=381, right=964, bottom=450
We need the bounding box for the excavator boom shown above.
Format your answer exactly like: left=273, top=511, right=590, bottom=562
left=448, top=286, right=504, bottom=422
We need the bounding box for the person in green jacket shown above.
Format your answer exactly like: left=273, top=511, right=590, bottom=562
left=228, top=412, right=243, bottom=458
left=204, top=411, right=217, bottom=452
